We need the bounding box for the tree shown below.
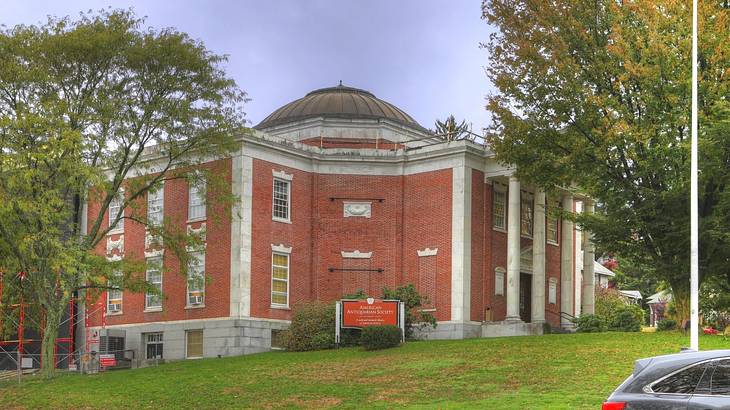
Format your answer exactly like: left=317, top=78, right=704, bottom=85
left=433, top=114, right=470, bottom=141
left=0, top=9, right=246, bottom=377
left=482, top=0, right=729, bottom=323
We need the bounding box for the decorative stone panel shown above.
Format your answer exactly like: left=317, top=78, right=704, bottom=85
left=343, top=201, right=371, bottom=218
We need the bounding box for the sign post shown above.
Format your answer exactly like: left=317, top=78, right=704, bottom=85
left=336, top=298, right=405, bottom=345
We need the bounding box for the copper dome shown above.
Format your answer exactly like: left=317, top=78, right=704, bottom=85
left=254, top=84, right=426, bottom=132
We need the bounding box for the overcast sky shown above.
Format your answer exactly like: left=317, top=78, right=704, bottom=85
left=3, top=1, right=496, bottom=132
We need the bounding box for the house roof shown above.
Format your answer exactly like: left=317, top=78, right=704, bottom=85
left=619, top=290, right=642, bottom=300
left=647, top=290, right=672, bottom=304
left=594, top=261, right=615, bottom=277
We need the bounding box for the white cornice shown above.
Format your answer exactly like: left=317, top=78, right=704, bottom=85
left=417, top=248, right=438, bottom=257
left=341, top=250, right=372, bottom=259
left=271, top=243, right=292, bottom=254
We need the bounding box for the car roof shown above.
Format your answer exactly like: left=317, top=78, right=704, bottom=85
left=622, top=350, right=730, bottom=394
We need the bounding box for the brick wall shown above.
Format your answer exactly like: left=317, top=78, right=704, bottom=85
left=88, top=159, right=232, bottom=327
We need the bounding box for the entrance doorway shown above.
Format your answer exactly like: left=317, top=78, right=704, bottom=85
left=519, top=273, right=532, bottom=322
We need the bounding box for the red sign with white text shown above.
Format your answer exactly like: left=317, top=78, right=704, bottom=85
left=341, top=299, right=399, bottom=328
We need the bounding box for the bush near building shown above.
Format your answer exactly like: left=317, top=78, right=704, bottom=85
left=596, top=287, right=644, bottom=330
left=360, top=325, right=402, bottom=350
left=657, top=319, right=678, bottom=331
left=575, top=314, right=607, bottom=333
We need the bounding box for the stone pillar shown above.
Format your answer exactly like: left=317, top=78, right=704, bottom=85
left=581, top=200, right=596, bottom=315
left=560, top=193, right=574, bottom=327
left=532, top=189, right=546, bottom=324
left=450, top=165, right=472, bottom=322
left=505, top=175, right=522, bottom=322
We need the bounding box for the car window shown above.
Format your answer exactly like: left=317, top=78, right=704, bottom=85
left=652, top=362, right=708, bottom=394
left=711, top=359, right=730, bottom=395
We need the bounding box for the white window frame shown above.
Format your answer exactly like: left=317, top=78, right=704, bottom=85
left=145, top=256, right=163, bottom=311
left=147, top=182, right=164, bottom=227
left=107, top=270, right=123, bottom=315
left=493, top=188, right=506, bottom=231
left=108, top=189, right=124, bottom=233
left=520, top=191, right=534, bottom=238
left=186, top=251, right=205, bottom=307
left=271, top=251, right=290, bottom=308
left=145, top=332, right=164, bottom=360
left=272, top=177, right=291, bottom=223
left=188, top=179, right=206, bottom=222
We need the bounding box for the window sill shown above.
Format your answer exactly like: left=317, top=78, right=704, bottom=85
left=270, top=305, right=290, bottom=310
left=186, top=356, right=203, bottom=360
left=107, top=310, right=123, bottom=316
left=520, top=234, right=533, bottom=239
left=272, top=217, right=292, bottom=224
left=106, top=228, right=124, bottom=236
left=492, top=227, right=507, bottom=234
left=419, top=308, right=436, bottom=313
left=547, top=241, right=559, bottom=247
left=187, top=217, right=207, bottom=224
left=144, top=307, right=163, bottom=313
left=185, top=304, right=206, bottom=310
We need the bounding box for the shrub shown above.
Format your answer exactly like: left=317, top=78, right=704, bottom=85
left=575, top=314, right=606, bottom=333
left=285, top=302, right=335, bottom=351
left=609, top=307, right=642, bottom=332
left=382, top=284, right=437, bottom=338
left=657, top=319, right=677, bottom=331
left=360, top=325, right=401, bottom=350
left=595, top=287, right=645, bottom=330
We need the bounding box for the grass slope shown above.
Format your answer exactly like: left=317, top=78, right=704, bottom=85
left=1, top=332, right=728, bottom=409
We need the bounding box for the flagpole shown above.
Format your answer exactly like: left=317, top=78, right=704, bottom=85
left=690, top=0, right=699, bottom=351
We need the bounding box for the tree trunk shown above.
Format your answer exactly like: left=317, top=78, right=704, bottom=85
left=670, top=281, right=691, bottom=326
left=40, top=305, right=63, bottom=379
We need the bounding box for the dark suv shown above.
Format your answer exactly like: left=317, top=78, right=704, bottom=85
left=604, top=350, right=730, bottom=409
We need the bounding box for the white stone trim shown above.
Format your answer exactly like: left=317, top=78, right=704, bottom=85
left=343, top=201, right=372, bottom=218
left=144, top=249, right=164, bottom=258
left=272, top=169, right=293, bottom=181
left=106, top=236, right=124, bottom=254
left=106, top=254, right=123, bottom=262
left=494, top=267, right=505, bottom=296
left=187, top=223, right=207, bottom=240
left=237, top=155, right=254, bottom=317
left=340, top=250, right=372, bottom=259
left=417, top=248, right=438, bottom=257
left=271, top=243, right=292, bottom=254
left=450, top=165, right=472, bottom=322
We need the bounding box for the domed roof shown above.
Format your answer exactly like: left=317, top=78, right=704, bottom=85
left=255, top=83, right=426, bottom=132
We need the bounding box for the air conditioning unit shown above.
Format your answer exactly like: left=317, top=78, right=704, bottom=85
left=108, top=303, right=122, bottom=313
left=189, top=295, right=204, bottom=305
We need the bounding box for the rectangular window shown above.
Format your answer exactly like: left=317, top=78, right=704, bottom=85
left=547, top=201, right=560, bottom=244
left=548, top=278, right=557, bottom=304
left=187, top=252, right=205, bottom=306
left=145, top=333, right=163, bottom=360
left=495, top=268, right=505, bottom=296
left=272, top=178, right=290, bottom=222
left=493, top=189, right=506, bottom=230
left=145, top=257, right=162, bottom=310
left=186, top=330, right=203, bottom=359
left=271, top=252, right=289, bottom=307
left=147, top=183, right=164, bottom=226
left=107, top=271, right=123, bottom=314
left=108, top=190, right=124, bottom=231
left=188, top=180, right=206, bottom=221
left=520, top=192, right=533, bottom=237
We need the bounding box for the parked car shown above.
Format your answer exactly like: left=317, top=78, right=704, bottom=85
left=603, top=349, right=730, bottom=409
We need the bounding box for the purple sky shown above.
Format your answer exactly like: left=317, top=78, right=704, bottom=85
left=4, top=1, right=495, bottom=132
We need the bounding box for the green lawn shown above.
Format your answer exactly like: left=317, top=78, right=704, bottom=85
left=1, top=332, right=728, bottom=409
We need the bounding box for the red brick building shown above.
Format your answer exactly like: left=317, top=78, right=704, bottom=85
left=85, top=84, right=596, bottom=361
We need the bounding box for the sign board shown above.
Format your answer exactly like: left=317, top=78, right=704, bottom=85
left=341, top=298, right=399, bottom=328
left=99, top=354, right=116, bottom=368
left=21, top=357, right=34, bottom=369
left=335, top=298, right=405, bottom=345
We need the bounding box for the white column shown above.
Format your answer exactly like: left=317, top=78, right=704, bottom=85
left=231, top=154, right=253, bottom=317
left=532, top=189, right=546, bottom=324
left=581, top=200, right=596, bottom=315
left=505, top=175, right=522, bottom=322
left=560, top=193, right=574, bottom=327
left=450, top=165, right=472, bottom=322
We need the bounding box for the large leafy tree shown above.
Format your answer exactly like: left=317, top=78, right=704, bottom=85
left=0, top=10, right=246, bottom=377
left=483, top=0, right=729, bottom=322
